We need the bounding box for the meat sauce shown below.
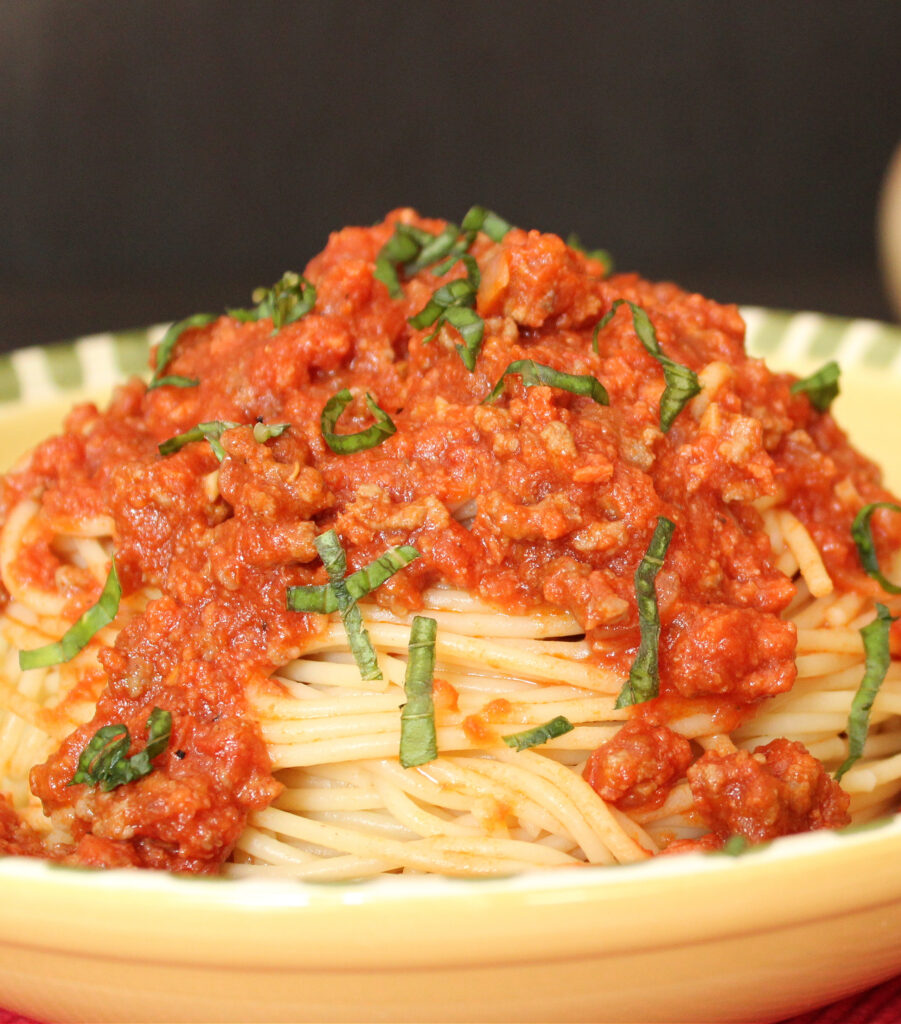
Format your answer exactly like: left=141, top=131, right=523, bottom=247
left=2, top=209, right=899, bottom=869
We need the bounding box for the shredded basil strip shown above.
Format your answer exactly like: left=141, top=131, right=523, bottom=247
left=229, top=271, right=317, bottom=330
left=374, top=208, right=509, bottom=299
left=502, top=715, right=575, bottom=752
left=159, top=420, right=287, bottom=462
left=252, top=421, right=290, bottom=444
left=851, top=501, right=901, bottom=594
left=315, top=530, right=382, bottom=680
left=158, top=420, right=240, bottom=462
left=409, top=254, right=485, bottom=371
left=148, top=313, right=215, bottom=390
left=321, top=389, right=397, bottom=454
left=374, top=223, right=438, bottom=297
left=70, top=707, right=172, bottom=791
left=407, top=223, right=462, bottom=273
left=428, top=207, right=512, bottom=275
left=566, top=232, right=614, bottom=275
left=835, top=603, right=896, bottom=781
left=615, top=516, right=676, bottom=708
left=150, top=374, right=200, bottom=390
left=721, top=835, right=751, bottom=856
left=593, top=299, right=700, bottom=432
left=287, top=544, right=420, bottom=613
left=400, top=615, right=438, bottom=768
left=460, top=205, right=512, bottom=243
left=19, top=560, right=121, bottom=671
left=482, top=359, right=609, bottom=406
left=790, top=360, right=841, bottom=412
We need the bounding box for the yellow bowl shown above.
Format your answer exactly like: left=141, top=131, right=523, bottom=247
left=1, top=308, right=901, bottom=1024
left=2, top=821, right=901, bottom=1024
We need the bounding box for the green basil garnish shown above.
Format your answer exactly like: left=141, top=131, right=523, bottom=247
left=406, top=223, right=463, bottom=274
left=287, top=544, right=420, bottom=613
left=852, top=502, right=901, bottom=595
left=399, top=615, right=439, bottom=768
left=159, top=420, right=288, bottom=462
left=593, top=300, right=700, bottom=432
left=148, top=313, right=215, bottom=390
left=229, top=271, right=316, bottom=330
left=251, top=421, right=290, bottom=444
left=375, top=208, right=510, bottom=299
left=502, top=715, right=575, bottom=752
left=566, top=232, right=614, bottom=275
left=790, top=361, right=841, bottom=412
left=321, top=389, right=396, bottom=454
left=716, top=835, right=772, bottom=857
left=314, top=530, right=382, bottom=681
left=460, top=205, right=512, bottom=244
left=615, top=516, right=675, bottom=708
left=374, top=223, right=440, bottom=297
left=158, top=420, right=240, bottom=462
left=721, top=835, right=750, bottom=856
left=70, top=707, right=172, bottom=791
left=482, top=359, right=609, bottom=406
left=429, top=206, right=512, bottom=275
left=409, top=254, right=485, bottom=371
left=835, top=603, right=896, bottom=780
left=19, top=560, right=121, bottom=671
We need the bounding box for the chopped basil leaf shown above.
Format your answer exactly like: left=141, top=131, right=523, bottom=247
left=460, top=205, right=513, bottom=243
left=19, top=560, right=121, bottom=670
left=721, top=835, right=751, bottom=856
left=314, top=530, right=382, bottom=681
left=229, top=271, right=316, bottom=330
left=148, top=313, right=215, bottom=390
left=591, top=302, right=620, bottom=353
left=400, top=615, right=438, bottom=768
left=374, top=223, right=438, bottom=297
left=851, top=502, right=901, bottom=595
left=409, top=261, right=481, bottom=333
left=160, top=419, right=287, bottom=462
left=150, top=374, right=200, bottom=390
left=321, top=389, right=397, bottom=454
left=158, top=420, right=240, bottom=462
left=615, top=516, right=676, bottom=708
left=374, top=207, right=508, bottom=299
left=716, top=835, right=772, bottom=857
left=502, top=715, right=575, bottom=752
left=287, top=544, right=420, bottom=613
left=70, top=707, right=172, bottom=791
left=835, top=603, right=896, bottom=780
left=790, top=361, right=841, bottom=412
left=430, top=249, right=470, bottom=278
left=482, top=359, right=609, bottom=406
left=252, top=421, right=290, bottom=444
left=593, top=299, right=700, bottom=432
left=409, top=254, right=485, bottom=370
left=566, top=232, right=614, bottom=275
left=406, top=223, right=461, bottom=275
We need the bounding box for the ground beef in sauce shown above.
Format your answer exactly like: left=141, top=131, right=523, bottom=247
left=0, top=209, right=897, bottom=871
left=582, top=720, right=693, bottom=810
left=686, top=738, right=851, bottom=843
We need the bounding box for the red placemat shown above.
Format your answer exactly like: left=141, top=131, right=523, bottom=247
left=3, top=974, right=901, bottom=1023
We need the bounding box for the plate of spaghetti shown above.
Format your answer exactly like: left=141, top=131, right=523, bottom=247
left=1, top=210, right=901, bottom=1024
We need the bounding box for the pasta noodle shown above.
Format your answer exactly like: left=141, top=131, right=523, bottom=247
left=1, top=208, right=900, bottom=877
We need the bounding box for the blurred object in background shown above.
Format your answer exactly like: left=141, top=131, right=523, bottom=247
left=880, top=143, right=901, bottom=322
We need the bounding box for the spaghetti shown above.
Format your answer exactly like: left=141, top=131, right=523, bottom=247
left=1, top=209, right=900, bottom=877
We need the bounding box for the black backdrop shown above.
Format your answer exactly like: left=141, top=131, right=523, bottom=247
left=2, top=0, right=900, bottom=350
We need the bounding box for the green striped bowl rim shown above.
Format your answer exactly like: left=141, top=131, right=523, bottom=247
left=0, top=309, right=899, bottom=406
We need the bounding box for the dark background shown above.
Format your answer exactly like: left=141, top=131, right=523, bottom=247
left=2, top=1, right=900, bottom=352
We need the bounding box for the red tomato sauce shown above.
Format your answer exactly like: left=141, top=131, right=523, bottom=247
left=2, top=209, right=898, bottom=869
